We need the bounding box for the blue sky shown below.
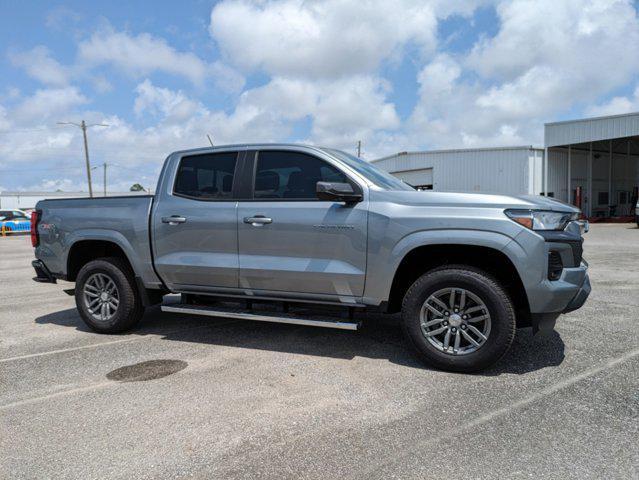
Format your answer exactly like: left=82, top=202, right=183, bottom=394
left=1, top=0, right=638, bottom=192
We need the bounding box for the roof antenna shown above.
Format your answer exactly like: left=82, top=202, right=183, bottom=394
left=207, top=134, right=214, bottom=147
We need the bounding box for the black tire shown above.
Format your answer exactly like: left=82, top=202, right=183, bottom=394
left=75, top=257, right=144, bottom=333
left=401, top=265, right=516, bottom=373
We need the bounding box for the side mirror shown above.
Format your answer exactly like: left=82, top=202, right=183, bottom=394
left=316, top=181, right=362, bottom=203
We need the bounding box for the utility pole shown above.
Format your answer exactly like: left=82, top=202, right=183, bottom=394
left=357, top=140, right=361, bottom=158
left=103, top=162, right=107, bottom=197
left=207, top=134, right=214, bottom=147
left=57, top=120, right=108, bottom=197
left=81, top=121, right=93, bottom=197
left=91, top=162, right=110, bottom=196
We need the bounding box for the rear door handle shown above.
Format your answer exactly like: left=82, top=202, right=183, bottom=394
left=162, top=215, right=187, bottom=225
left=244, top=215, right=272, bottom=226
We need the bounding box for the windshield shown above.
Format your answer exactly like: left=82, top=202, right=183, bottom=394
left=322, top=148, right=414, bottom=191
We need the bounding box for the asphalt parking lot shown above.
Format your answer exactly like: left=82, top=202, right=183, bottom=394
left=1, top=224, right=638, bottom=479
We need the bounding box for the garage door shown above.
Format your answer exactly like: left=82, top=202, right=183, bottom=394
left=393, top=168, right=433, bottom=188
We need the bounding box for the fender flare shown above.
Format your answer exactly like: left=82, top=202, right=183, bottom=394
left=63, top=229, right=143, bottom=279
left=369, top=229, right=530, bottom=305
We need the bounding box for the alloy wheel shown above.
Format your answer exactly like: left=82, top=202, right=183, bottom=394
left=83, top=273, right=120, bottom=322
left=419, top=287, right=491, bottom=355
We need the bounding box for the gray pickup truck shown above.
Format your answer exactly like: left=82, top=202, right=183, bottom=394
left=31, top=144, right=590, bottom=372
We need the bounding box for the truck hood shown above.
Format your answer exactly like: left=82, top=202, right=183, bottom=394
left=374, top=190, right=580, bottom=213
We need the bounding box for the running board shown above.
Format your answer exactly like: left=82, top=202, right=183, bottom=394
left=161, top=304, right=361, bottom=330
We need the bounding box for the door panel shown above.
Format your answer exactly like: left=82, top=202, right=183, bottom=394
left=152, top=151, right=240, bottom=290
left=237, top=150, right=367, bottom=298
left=238, top=201, right=367, bottom=296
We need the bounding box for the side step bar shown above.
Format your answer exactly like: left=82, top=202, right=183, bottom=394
left=161, top=304, right=360, bottom=330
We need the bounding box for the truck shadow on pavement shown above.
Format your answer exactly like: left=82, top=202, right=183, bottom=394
left=35, top=306, right=565, bottom=376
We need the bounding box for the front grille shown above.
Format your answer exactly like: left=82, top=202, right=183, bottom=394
left=548, top=251, right=563, bottom=281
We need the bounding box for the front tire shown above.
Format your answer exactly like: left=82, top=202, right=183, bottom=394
left=401, top=266, right=516, bottom=372
left=75, top=257, right=144, bottom=333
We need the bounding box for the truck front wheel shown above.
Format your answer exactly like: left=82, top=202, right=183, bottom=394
left=401, top=266, right=516, bottom=372
left=75, top=257, right=145, bottom=333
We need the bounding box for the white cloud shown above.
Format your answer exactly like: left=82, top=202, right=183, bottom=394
left=586, top=85, right=639, bottom=117
left=78, top=27, right=245, bottom=92
left=232, top=75, right=400, bottom=147
left=13, top=87, right=88, bottom=122
left=417, top=53, right=462, bottom=101
left=134, top=79, right=203, bottom=121
left=3, top=0, right=639, bottom=191
left=9, top=46, right=71, bottom=87
left=467, top=0, right=639, bottom=106
left=0, top=105, right=9, bottom=131
left=23, top=178, right=80, bottom=192
left=45, top=6, right=82, bottom=31
left=210, top=0, right=439, bottom=78
left=406, top=0, right=639, bottom=149
left=0, top=71, right=400, bottom=191
left=92, top=76, right=113, bottom=94
left=407, top=54, right=533, bottom=149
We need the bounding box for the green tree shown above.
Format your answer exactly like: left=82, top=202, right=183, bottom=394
left=130, top=183, right=145, bottom=192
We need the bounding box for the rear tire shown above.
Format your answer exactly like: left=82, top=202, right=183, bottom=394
left=75, top=257, right=144, bottom=333
left=401, top=265, right=516, bottom=372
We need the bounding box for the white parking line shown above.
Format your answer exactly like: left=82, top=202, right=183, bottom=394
left=0, top=319, right=244, bottom=410
left=0, top=381, right=116, bottom=411
left=0, top=319, right=241, bottom=364
left=356, top=345, right=639, bottom=479
left=0, top=337, right=145, bottom=363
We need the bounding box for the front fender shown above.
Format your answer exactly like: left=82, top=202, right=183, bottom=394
left=362, top=228, right=531, bottom=304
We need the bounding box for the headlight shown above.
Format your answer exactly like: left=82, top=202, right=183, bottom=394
left=504, top=209, right=578, bottom=231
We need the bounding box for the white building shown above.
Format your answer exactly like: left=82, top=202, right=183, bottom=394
left=373, top=112, right=639, bottom=217
left=372, top=146, right=544, bottom=195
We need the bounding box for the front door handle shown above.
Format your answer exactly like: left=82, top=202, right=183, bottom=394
left=244, top=215, right=272, bottom=226
left=162, top=215, right=187, bottom=225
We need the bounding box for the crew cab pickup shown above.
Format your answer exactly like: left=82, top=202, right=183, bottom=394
left=31, top=144, right=590, bottom=372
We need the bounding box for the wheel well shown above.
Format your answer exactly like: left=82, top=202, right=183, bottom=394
left=66, top=240, right=132, bottom=281
left=386, top=244, right=530, bottom=321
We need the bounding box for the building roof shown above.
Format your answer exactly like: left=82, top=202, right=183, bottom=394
left=544, top=111, right=639, bottom=147
left=372, top=145, right=541, bottom=163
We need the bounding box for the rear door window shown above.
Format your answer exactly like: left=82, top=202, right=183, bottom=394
left=174, top=152, right=238, bottom=200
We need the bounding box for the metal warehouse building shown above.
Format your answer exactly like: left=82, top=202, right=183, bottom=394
left=373, top=112, right=639, bottom=217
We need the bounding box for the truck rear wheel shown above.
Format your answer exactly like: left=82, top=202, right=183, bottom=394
left=75, top=257, right=145, bottom=333
left=401, top=265, right=516, bottom=372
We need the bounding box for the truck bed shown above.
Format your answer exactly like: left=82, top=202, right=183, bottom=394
left=35, top=195, right=160, bottom=287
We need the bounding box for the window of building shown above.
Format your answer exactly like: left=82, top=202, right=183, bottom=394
left=618, top=191, right=628, bottom=204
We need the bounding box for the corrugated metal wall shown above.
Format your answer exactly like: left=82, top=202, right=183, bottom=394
left=545, top=113, right=639, bottom=147
left=372, top=147, right=542, bottom=195
left=393, top=168, right=433, bottom=186
left=547, top=149, right=569, bottom=200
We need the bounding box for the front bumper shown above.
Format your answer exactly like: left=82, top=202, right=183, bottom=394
left=563, top=273, right=591, bottom=313
left=529, top=262, right=590, bottom=334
